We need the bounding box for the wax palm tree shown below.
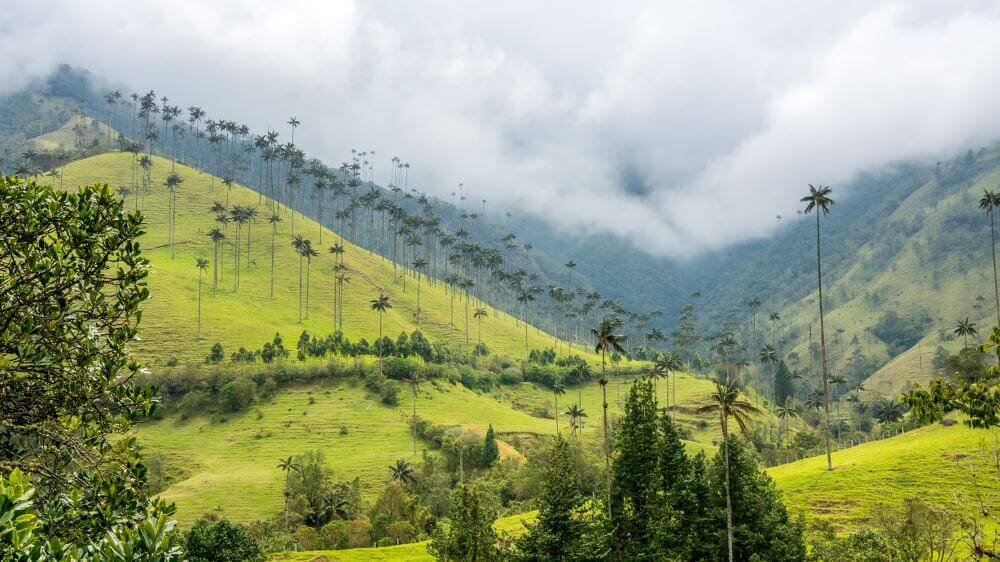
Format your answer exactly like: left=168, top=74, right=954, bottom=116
left=875, top=399, right=904, bottom=425
left=292, top=235, right=308, bottom=321
left=698, top=378, right=761, bottom=562
left=954, top=317, right=978, bottom=349
left=389, top=459, right=416, bottom=485
left=195, top=258, right=209, bottom=338
left=407, top=371, right=426, bottom=454
left=592, top=315, right=628, bottom=403
left=567, top=403, right=587, bottom=435
left=244, top=205, right=258, bottom=266
left=474, top=307, right=488, bottom=345
left=267, top=213, right=282, bottom=298
left=552, top=380, right=566, bottom=436
left=277, top=456, right=301, bottom=527
left=776, top=401, right=799, bottom=448
left=207, top=228, right=225, bottom=293
left=650, top=351, right=683, bottom=408
left=759, top=344, right=779, bottom=403
left=412, top=257, right=427, bottom=324
left=303, top=243, right=319, bottom=320
left=802, top=183, right=835, bottom=471
left=980, top=189, right=1000, bottom=326
left=164, top=172, right=183, bottom=259
left=371, top=292, right=392, bottom=384
left=517, top=290, right=536, bottom=361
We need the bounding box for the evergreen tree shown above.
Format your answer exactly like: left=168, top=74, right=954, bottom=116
left=481, top=424, right=500, bottom=468
left=774, top=360, right=795, bottom=406
left=429, top=484, right=501, bottom=561
left=515, top=437, right=605, bottom=561
left=610, top=378, right=663, bottom=559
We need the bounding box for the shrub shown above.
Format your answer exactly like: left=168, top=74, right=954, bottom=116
left=345, top=519, right=373, bottom=548
left=219, top=377, right=256, bottom=413
left=207, top=342, right=225, bottom=363
left=185, top=518, right=265, bottom=562
left=381, top=380, right=401, bottom=406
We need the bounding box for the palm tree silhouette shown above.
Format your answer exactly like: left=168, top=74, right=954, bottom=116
left=292, top=235, right=308, bottom=321
left=412, top=257, right=428, bottom=324
left=801, top=183, right=835, bottom=471
left=758, top=344, right=779, bottom=403
left=698, top=378, right=761, bottom=562
left=407, top=371, right=425, bottom=454
left=196, top=258, right=209, bottom=339
left=591, top=314, right=626, bottom=520
left=207, top=228, right=225, bottom=293
left=389, top=459, right=416, bottom=484
left=276, top=456, right=301, bottom=528
left=567, top=403, right=587, bottom=435
left=552, top=380, right=566, bottom=436
left=473, top=307, right=488, bottom=346
left=303, top=243, right=319, bottom=320
left=267, top=213, right=282, bottom=298
left=371, top=292, right=392, bottom=383
left=980, top=189, right=1000, bottom=326
left=955, top=317, right=978, bottom=349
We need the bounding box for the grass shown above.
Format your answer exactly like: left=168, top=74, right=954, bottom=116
left=53, top=151, right=594, bottom=363
left=768, top=420, right=1000, bottom=531
left=33, top=113, right=114, bottom=152
left=137, top=371, right=723, bottom=526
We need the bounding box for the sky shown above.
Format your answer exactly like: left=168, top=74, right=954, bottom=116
left=5, top=1, right=1000, bottom=257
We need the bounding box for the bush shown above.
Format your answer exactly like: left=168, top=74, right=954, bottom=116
left=207, top=342, right=225, bottom=363
left=178, top=389, right=211, bottom=420
left=219, top=377, right=256, bottom=413
left=345, top=519, right=373, bottom=548
left=381, top=380, right=401, bottom=406
left=185, top=518, right=265, bottom=562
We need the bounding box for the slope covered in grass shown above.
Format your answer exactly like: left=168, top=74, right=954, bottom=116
left=33, top=113, right=114, bottom=152
left=138, top=372, right=718, bottom=525
left=55, top=152, right=591, bottom=363
left=768, top=420, right=1000, bottom=530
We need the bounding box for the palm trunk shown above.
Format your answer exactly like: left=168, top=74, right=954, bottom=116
left=992, top=209, right=999, bottom=327
left=197, top=271, right=203, bottom=338
left=722, top=419, right=734, bottom=562
left=298, top=256, right=303, bottom=322
left=601, top=349, right=611, bottom=522
left=412, top=385, right=418, bottom=454
left=816, top=211, right=834, bottom=471
left=270, top=226, right=276, bottom=298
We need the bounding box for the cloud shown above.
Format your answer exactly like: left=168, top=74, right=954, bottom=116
left=4, top=1, right=1000, bottom=256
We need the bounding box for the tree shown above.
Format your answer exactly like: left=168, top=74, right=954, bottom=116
left=567, top=403, right=587, bottom=436
left=428, top=484, right=501, bottom=561
left=407, top=371, right=425, bottom=454
left=389, top=459, right=417, bottom=484
left=208, top=227, right=225, bottom=293
left=371, top=292, right=393, bottom=383
left=802, top=183, right=836, bottom=472
left=474, top=307, right=488, bottom=345
left=980, top=189, right=1000, bottom=326
left=277, top=456, right=301, bottom=527
left=0, top=176, right=180, bottom=545
left=196, top=257, right=209, bottom=338
left=267, top=213, right=282, bottom=298
left=773, top=360, right=795, bottom=407
left=515, top=437, right=602, bottom=561
left=759, top=344, right=779, bottom=403
left=591, top=314, right=627, bottom=517
left=186, top=518, right=265, bottom=562
left=775, top=400, right=799, bottom=448
left=650, top=351, right=683, bottom=408
left=552, top=380, right=566, bottom=436
left=413, top=257, right=428, bottom=324
left=292, top=235, right=309, bottom=322
left=481, top=424, right=500, bottom=468
left=697, top=378, right=762, bottom=562
left=954, top=317, right=978, bottom=349
left=303, top=242, right=319, bottom=320
left=164, top=171, right=183, bottom=259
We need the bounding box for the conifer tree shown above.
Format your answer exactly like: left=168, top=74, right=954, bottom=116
left=481, top=424, right=500, bottom=468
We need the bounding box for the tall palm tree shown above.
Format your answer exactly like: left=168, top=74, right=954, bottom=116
left=567, top=403, right=587, bottom=435
left=412, top=257, right=427, bottom=324
left=196, top=258, right=209, bottom=339
left=552, top=380, right=566, bottom=436
left=474, top=307, right=488, bottom=345
left=758, top=344, right=779, bottom=403
left=207, top=228, right=225, bottom=293
left=591, top=314, right=626, bottom=520
left=268, top=213, right=282, bottom=298
left=277, top=456, right=301, bottom=527
left=389, top=459, right=416, bottom=485
left=292, top=235, right=308, bottom=321
left=801, top=183, right=836, bottom=472
left=776, top=401, right=799, bottom=448
left=371, top=292, right=392, bottom=384
left=980, top=189, right=1000, bottom=327
left=650, top=351, right=683, bottom=408
left=164, top=172, right=183, bottom=259
left=303, top=243, right=319, bottom=320
left=955, top=317, right=978, bottom=349
left=698, top=379, right=761, bottom=562
left=407, top=371, right=426, bottom=454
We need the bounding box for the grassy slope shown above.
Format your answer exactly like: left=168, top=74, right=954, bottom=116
left=138, top=372, right=717, bottom=526
left=777, top=163, right=1000, bottom=398
left=769, top=420, right=1000, bottom=530
left=55, top=152, right=592, bottom=363
left=33, top=113, right=114, bottom=152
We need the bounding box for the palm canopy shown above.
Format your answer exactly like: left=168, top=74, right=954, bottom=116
left=473, top=307, right=488, bottom=319
left=801, top=184, right=835, bottom=215
left=954, top=318, right=978, bottom=338
left=592, top=315, right=628, bottom=356
left=196, top=258, right=209, bottom=271
left=979, top=189, right=1000, bottom=212
left=389, top=459, right=416, bottom=484
left=370, top=292, right=392, bottom=313
left=697, top=379, right=762, bottom=440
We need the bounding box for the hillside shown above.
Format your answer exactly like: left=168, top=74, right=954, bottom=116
left=54, top=152, right=592, bottom=363
left=137, top=371, right=719, bottom=525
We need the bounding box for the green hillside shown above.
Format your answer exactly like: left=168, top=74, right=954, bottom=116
left=33, top=113, right=114, bottom=152
left=137, top=371, right=717, bottom=525
left=54, top=152, right=592, bottom=363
